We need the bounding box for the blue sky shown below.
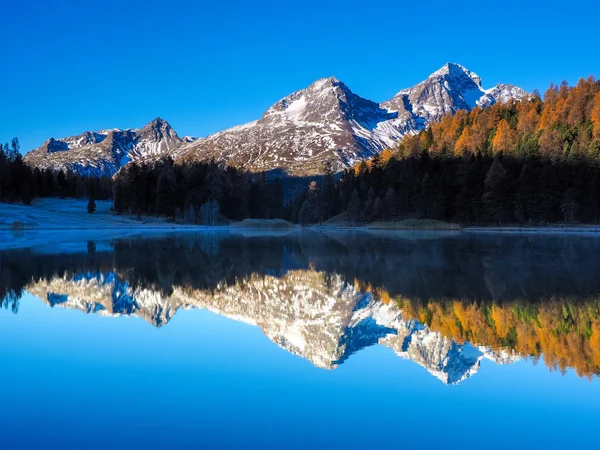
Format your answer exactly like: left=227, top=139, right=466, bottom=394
left=2, top=0, right=599, bottom=153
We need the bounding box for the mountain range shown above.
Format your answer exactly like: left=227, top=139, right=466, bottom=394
left=26, top=268, right=518, bottom=384
left=24, top=63, right=529, bottom=177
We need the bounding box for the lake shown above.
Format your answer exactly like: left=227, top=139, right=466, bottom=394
left=1, top=229, right=599, bottom=449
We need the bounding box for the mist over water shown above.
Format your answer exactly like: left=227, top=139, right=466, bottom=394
left=2, top=230, right=600, bottom=448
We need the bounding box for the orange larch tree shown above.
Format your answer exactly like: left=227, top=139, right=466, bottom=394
left=592, top=92, right=600, bottom=141
left=454, top=125, right=474, bottom=157
left=492, top=119, right=516, bottom=154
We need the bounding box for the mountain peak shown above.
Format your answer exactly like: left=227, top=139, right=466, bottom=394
left=433, top=62, right=468, bottom=74
left=142, top=117, right=171, bottom=131
left=25, top=67, right=528, bottom=177
left=430, top=62, right=482, bottom=87
left=311, top=76, right=341, bottom=87
left=138, top=117, right=178, bottom=140
left=261, top=76, right=352, bottom=122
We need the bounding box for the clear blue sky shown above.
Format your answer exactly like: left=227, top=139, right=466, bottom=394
left=2, top=0, right=599, bottom=153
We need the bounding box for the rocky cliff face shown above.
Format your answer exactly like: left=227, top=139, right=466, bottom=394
left=26, top=268, right=519, bottom=384
left=23, top=64, right=529, bottom=177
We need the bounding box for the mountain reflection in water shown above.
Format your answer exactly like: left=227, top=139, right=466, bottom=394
left=2, top=230, right=600, bottom=383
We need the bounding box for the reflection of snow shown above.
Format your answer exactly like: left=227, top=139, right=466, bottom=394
left=26, top=269, right=519, bottom=384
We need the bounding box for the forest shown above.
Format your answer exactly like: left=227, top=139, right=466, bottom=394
left=2, top=76, right=600, bottom=225
left=0, top=138, right=112, bottom=203
left=323, top=76, right=600, bottom=225
left=112, top=158, right=287, bottom=223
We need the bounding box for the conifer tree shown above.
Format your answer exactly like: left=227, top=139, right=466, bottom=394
left=155, top=160, right=177, bottom=216
left=484, top=158, right=509, bottom=224
left=346, top=189, right=361, bottom=224
left=87, top=196, right=96, bottom=214
left=384, top=188, right=399, bottom=220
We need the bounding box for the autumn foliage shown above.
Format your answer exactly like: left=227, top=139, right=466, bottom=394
left=395, top=296, right=600, bottom=379
left=397, top=76, right=600, bottom=160
left=333, top=76, right=600, bottom=226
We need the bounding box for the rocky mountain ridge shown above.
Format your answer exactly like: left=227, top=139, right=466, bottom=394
left=24, top=63, right=529, bottom=177
left=24, top=118, right=185, bottom=177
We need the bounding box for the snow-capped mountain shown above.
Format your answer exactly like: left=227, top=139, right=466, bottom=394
left=382, top=63, right=529, bottom=122
left=23, top=63, right=529, bottom=177
left=23, top=118, right=183, bottom=177
left=176, top=63, right=528, bottom=175
left=26, top=268, right=519, bottom=384
left=176, top=77, right=399, bottom=175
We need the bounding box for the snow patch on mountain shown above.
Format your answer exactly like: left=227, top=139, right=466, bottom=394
left=26, top=268, right=519, bottom=383
left=24, top=118, right=183, bottom=177
left=177, top=63, right=529, bottom=175
left=24, top=64, right=530, bottom=177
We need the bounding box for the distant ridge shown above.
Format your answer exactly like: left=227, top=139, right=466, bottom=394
left=24, top=63, right=529, bottom=177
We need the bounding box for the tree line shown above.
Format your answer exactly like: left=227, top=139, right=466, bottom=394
left=303, top=76, right=600, bottom=225
left=317, top=152, right=600, bottom=225
left=0, top=138, right=112, bottom=203
left=112, top=158, right=286, bottom=223
left=3, top=76, right=600, bottom=225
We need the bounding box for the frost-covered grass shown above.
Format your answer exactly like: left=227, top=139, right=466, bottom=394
left=232, top=219, right=296, bottom=229
left=321, top=214, right=459, bottom=230
left=0, top=198, right=176, bottom=229
left=465, top=225, right=600, bottom=234
left=0, top=198, right=211, bottom=251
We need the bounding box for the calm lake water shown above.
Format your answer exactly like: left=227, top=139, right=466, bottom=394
left=1, top=230, right=600, bottom=449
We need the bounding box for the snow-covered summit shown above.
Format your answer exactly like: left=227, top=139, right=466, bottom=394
left=383, top=62, right=529, bottom=122
left=177, top=63, right=529, bottom=175
left=24, top=64, right=529, bottom=177
left=175, top=75, right=398, bottom=175
left=430, top=62, right=483, bottom=86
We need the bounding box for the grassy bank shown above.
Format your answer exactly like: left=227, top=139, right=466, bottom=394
left=367, top=219, right=461, bottom=230
left=231, top=219, right=296, bottom=229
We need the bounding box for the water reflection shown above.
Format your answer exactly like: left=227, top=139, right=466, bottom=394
left=2, top=230, right=600, bottom=383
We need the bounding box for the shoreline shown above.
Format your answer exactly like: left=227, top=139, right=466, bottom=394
left=4, top=200, right=600, bottom=253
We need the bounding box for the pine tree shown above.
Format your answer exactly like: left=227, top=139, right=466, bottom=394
left=298, top=198, right=315, bottom=225
left=321, top=164, right=337, bottom=220
left=484, top=158, right=509, bottom=224
left=346, top=189, right=361, bottom=224
left=373, top=195, right=383, bottom=221
left=514, top=162, right=540, bottom=223
left=362, top=196, right=374, bottom=222
left=561, top=188, right=578, bottom=224
left=155, top=160, right=177, bottom=216
left=384, top=187, right=399, bottom=220
left=418, top=173, right=434, bottom=218
left=87, top=196, right=96, bottom=214
left=112, top=178, right=128, bottom=214
left=248, top=181, right=263, bottom=218
left=588, top=169, right=600, bottom=223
